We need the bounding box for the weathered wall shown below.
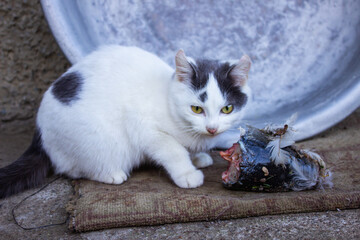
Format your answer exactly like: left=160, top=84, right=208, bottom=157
left=0, top=0, right=70, bottom=133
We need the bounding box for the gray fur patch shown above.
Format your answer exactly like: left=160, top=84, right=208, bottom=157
left=52, top=71, right=83, bottom=105
left=199, top=91, right=208, bottom=102
left=190, top=59, right=248, bottom=109
left=214, top=62, right=248, bottom=109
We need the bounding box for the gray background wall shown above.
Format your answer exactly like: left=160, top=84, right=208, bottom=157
left=0, top=0, right=70, bottom=134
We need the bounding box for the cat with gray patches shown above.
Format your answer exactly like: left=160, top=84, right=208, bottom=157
left=0, top=45, right=251, bottom=198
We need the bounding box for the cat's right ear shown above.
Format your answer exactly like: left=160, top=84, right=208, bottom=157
left=228, top=55, right=251, bottom=87
left=175, top=49, right=194, bottom=83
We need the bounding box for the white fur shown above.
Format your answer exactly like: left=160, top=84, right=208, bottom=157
left=37, top=45, right=249, bottom=188
left=191, top=152, right=214, bottom=168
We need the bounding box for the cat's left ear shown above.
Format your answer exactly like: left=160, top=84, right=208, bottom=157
left=228, top=55, right=251, bottom=87
left=175, top=49, right=195, bottom=83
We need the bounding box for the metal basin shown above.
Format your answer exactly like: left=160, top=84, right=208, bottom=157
left=41, top=0, right=360, bottom=140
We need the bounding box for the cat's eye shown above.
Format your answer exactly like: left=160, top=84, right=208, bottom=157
left=191, top=105, right=203, bottom=114
left=221, top=105, right=233, bottom=114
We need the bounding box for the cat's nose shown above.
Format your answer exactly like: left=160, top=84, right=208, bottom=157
left=206, top=127, right=218, bottom=135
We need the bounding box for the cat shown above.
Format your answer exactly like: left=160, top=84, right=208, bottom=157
left=0, top=45, right=251, bottom=198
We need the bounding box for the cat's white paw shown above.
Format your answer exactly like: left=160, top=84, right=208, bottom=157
left=174, top=170, right=204, bottom=188
left=98, top=170, right=128, bottom=184
left=111, top=171, right=128, bottom=184
left=192, top=152, right=214, bottom=168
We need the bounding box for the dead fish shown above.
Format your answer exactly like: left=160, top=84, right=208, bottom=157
left=220, top=120, right=332, bottom=192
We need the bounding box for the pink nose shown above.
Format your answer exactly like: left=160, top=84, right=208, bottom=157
left=206, top=127, right=218, bottom=135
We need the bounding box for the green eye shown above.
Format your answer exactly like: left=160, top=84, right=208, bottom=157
left=191, top=106, right=203, bottom=114
left=221, top=105, right=233, bottom=114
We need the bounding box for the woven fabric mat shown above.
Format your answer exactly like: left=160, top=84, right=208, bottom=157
left=67, top=109, right=360, bottom=232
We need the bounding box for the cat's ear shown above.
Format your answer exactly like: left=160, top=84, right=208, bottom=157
left=175, top=49, right=194, bottom=83
left=228, top=55, right=251, bottom=87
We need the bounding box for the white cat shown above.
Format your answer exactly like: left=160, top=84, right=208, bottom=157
left=0, top=45, right=251, bottom=198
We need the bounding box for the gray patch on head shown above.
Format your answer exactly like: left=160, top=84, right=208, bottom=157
left=199, top=91, right=208, bottom=102
left=190, top=58, right=248, bottom=110
left=189, top=59, right=220, bottom=91
left=52, top=71, right=83, bottom=105
left=214, top=62, right=248, bottom=110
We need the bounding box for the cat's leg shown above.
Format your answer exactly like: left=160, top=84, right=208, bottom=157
left=191, top=152, right=213, bottom=168
left=144, top=134, right=203, bottom=188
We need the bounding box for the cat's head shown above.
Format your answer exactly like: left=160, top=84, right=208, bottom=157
left=170, top=49, right=251, bottom=137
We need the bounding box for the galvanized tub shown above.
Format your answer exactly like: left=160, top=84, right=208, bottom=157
left=41, top=0, right=360, bottom=140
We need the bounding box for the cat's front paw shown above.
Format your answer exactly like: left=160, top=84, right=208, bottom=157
left=192, top=152, right=213, bottom=168
left=174, top=170, right=204, bottom=188
left=97, top=170, right=128, bottom=185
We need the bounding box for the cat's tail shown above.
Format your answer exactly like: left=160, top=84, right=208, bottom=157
left=0, top=128, right=52, bottom=199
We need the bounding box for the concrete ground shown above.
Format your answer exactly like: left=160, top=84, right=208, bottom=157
left=0, top=132, right=359, bottom=240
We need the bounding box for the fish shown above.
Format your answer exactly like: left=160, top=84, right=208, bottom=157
left=220, top=121, right=332, bottom=192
